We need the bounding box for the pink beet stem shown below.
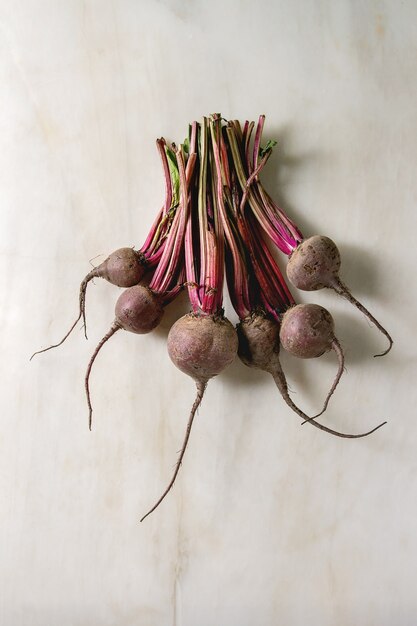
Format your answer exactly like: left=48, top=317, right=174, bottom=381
left=243, top=120, right=255, bottom=175
left=157, top=138, right=173, bottom=216
left=251, top=115, right=303, bottom=245
left=249, top=213, right=295, bottom=309
left=226, top=126, right=293, bottom=254
left=210, top=116, right=250, bottom=318
left=239, top=150, right=272, bottom=215
left=197, top=118, right=209, bottom=308
left=150, top=148, right=194, bottom=296
left=226, top=124, right=300, bottom=254
left=252, top=114, right=265, bottom=173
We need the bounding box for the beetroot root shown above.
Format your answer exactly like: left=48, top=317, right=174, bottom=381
left=140, top=313, right=238, bottom=522
left=85, top=285, right=163, bottom=430
left=286, top=235, right=392, bottom=356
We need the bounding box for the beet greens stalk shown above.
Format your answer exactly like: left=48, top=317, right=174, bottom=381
left=140, top=117, right=238, bottom=522
left=232, top=116, right=393, bottom=357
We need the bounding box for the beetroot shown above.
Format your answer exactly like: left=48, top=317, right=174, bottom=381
left=168, top=314, right=238, bottom=382
left=32, top=115, right=391, bottom=525
left=279, top=303, right=345, bottom=416
left=280, top=303, right=336, bottom=359
left=140, top=118, right=236, bottom=522
left=286, top=235, right=393, bottom=356
left=139, top=313, right=238, bottom=522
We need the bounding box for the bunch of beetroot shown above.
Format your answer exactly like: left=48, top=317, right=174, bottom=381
left=32, top=114, right=392, bottom=521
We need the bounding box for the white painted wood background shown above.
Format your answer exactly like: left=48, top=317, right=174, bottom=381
left=1, top=1, right=416, bottom=624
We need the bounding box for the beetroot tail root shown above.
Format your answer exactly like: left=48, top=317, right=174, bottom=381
left=329, top=278, right=393, bottom=357
left=85, top=323, right=121, bottom=430
left=300, top=337, right=346, bottom=422
left=271, top=364, right=387, bottom=437
left=140, top=380, right=207, bottom=523
left=30, top=268, right=98, bottom=360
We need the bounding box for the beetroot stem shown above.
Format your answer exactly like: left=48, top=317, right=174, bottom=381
left=150, top=148, right=196, bottom=296
left=198, top=119, right=209, bottom=308
left=140, top=380, right=207, bottom=522
left=226, top=126, right=291, bottom=254
left=252, top=114, right=265, bottom=173
left=210, top=120, right=250, bottom=319
left=85, top=322, right=120, bottom=431
left=239, top=150, right=272, bottom=214
left=243, top=120, right=255, bottom=174
left=157, top=138, right=173, bottom=216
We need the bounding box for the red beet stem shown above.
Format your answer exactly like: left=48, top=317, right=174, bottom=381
left=140, top=380, right=206, bottom=522
left=243, top=120, right=255, bottom=175
left=239, top=149, right=272, bottom=215
left=150, top=148, right=196, bottom=297
left=185, top=118, right=225, bottom=316
left=226, top=125, right=297, bottom=255
left=210, top=116, right=250, bottom=319
left=252, top=114, right=265, bottom=173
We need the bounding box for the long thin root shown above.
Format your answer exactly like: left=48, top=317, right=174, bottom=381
left=140, top=380, right=207, bottom=522
left=79, top=268, right=100, bottom=339
left=30, top=312, right=82, bottom=360
left=301, top=337, right=345, bottom=423
left=330, top=278, right=393, bottom=357
left=85, top=322, right=120, bottom=431
left=270, top=360, right=386, bottom=439
left=30, top=268, right=100, bottom=360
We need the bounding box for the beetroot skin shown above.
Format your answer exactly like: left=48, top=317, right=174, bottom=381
left=287, top=235, right=340, bottom=291
left=168, top=314, right=238, bottom=384
left=280, top=303, right=335, bottom=359
left=96, top=247, right=146, bottom=288
left=115, top=285, right=163, bottom=334
left=237, top=314, right=280, bottom=372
